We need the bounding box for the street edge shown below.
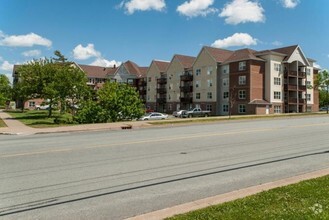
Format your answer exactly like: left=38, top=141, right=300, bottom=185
left=126, top=167, right=329, bottom=220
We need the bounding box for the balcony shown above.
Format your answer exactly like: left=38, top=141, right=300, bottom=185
left=284, top=85, right=307, bottom=91
left=286, top=98, right=306, bottom=104
left=157, top=98, right=167, bottom=103
left=284, top=71, right=306, bottom=78
left=157, top=87, right=167, bottom=94
left=138, top=81, right=147, bottom=86
left=180, top=74, right=193, bottom=81
left=157, top=78, right=167, bottom=84
left=139, top=90, right=146, bottom=95
left=180, top=85, right=193, bottom=93
left=180, top=97, right=193, bottom=103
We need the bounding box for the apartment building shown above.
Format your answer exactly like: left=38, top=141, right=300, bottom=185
left=164, top=55, right=196, bottom=113
left=108, top=60, right=148, bottom=103
left=145, top=60, right=170, bottom=112
left=78, top=64, right=117, bottom=90
left=146, top=44, right=319, bottom=115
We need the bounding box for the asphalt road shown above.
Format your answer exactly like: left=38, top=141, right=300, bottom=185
left=1, top=116, right=329, bottom=219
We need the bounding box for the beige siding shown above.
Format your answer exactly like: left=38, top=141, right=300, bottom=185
left=166, top=57, right=184, bottom=111
left=146, top=62, right=160, bottom=103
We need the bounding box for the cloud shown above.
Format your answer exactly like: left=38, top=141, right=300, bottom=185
left=177, top=0, right=217, bottom=18
left=120, top=0, right=166, bottom=14
left=272, top=41, right=283, bottom=46
left=281, top=0, right=300, bottom=8
left=211, top=33, right=258, bottom=48
left=73, top=44, right=101, bottom=60
left=72, top=43, right=120, bottom=67
left=90, top=58, right=121, bottom=68
left=0, top=31, right=52, bottom=47
left=219, top=0, right=265, bottom=25
left=0, top=60, right=14, bottom=71
left=21, top=49, right=41, bottom=57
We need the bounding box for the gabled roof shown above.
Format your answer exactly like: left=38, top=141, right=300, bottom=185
left=78, top=64, right=117, bottom=78
left=203, top=46, right=234, bottom=63
left=174, top=54, right=196, bottom=68
left=153, top=60, right=170, bottom=72
left=249, top=99, right=271, bottom=105
left=224, top=48, right=264, bottom=63
left=120, top=60, right=148, bottom=78
left=271, top=45, right=298, bottom=61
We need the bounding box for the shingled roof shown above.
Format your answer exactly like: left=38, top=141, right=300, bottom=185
left=204, top=46, right=234, bottom=63
left=224, top=48, right=265, bottom=63
left=271, top=45, right=298, bottom=61
left=174, top=54, right=196, bottom=68
left=78, top=64, right=117, bottom=78
left=121, top=60, right=148, bottom=78
left=153, top=60, right=170, bottom=73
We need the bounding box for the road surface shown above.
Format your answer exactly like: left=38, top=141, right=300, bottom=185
left=1, top=116, right=329, bottom=219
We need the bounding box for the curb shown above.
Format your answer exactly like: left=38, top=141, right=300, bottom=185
left=126, top=167, right=329, bottom=220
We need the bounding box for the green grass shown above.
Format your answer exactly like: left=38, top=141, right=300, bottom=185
left=167, top=175, right=329, bottom=220
left=0, top=118, right=6, bottom=127
left=6, top=110, right=75, bottom=128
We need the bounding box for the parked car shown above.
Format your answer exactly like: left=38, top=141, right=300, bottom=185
left=139, top=112, right=168, bottom=120
left=173, top=110, right=187, bottom=118
left=184, top=108, right=211, bottom=118
left=319, top=106, right=329, bottom=111
left=35, top=104, right=50, bottom=110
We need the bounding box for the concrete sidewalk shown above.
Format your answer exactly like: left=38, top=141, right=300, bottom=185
left=0, top=110, right=151, bottom=135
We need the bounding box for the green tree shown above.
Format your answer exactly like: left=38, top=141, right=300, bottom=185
left=314, top=70, right=329, bottom=113
left=0, top=74, right=12, bottom=106
left=97, top=82, right=144, bottom=122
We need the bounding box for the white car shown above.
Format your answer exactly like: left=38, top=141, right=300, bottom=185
left=139, top=112, right=168, bottom=120
left=35, top=105, right=50, bottom=110
left=173, top=110, right=187, bottom=118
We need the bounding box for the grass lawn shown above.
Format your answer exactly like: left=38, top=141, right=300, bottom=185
left=6, top=110, right=75, bottom=128
left=167, top=175, right=329, bottom=220
left=0, top=118, right=6, bottom=127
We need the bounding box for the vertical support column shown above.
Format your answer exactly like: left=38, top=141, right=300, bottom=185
left=296, top=62, right=299, bottom=113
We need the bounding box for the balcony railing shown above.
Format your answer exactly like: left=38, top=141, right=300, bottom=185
left=157, top=98, right=167, bottom=103
left=180, top=85, right=193, bottom=93
left=180, top=74, right=193, bottom=81
left=139, top=90, right=146, bottom=95
left=180, top=97, right=193, bottom=103
left=284, top=85, right=307, bottom=91
left=157, top=87, right=167, bottom=94
left=157, top=78, right=167, bottom=84
left=284, top=71, right=306, bottom=78
left=138, top=81, right=147, bottom=86
left=286, top=98, right=306, bottom=104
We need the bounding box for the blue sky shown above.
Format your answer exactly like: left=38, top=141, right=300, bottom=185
left=0, top=0, right=328, bottom=81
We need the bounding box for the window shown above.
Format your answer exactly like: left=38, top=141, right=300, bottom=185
left=195, top=81, right=200, bottom=88
left=147, top=87, right=150, bottom=91
left=274, top=105, right=281, bottom=113
left=206, top=104, right=212, bottom=112
left=196, top=93, right=201, bottom=99
left=29, top=101, right=35, bottom=107
left=274, top=91, right=281, bottom=99
left=169, top=83, right=173, bottom=90
left=168, top=94, right=171, bottom=100
left=207, top=92, right=212, bottom=99
left=168, top=104, right=172, bottom=111
left=239, top=90, right=246, bottom=99
left=223, top=104, right=229, bottom=112
left=207, top=79, right=213, bottom=87
left=207, top=66, right=213, bottom=75
left=148, top=77, right=152, bottom=82
left=274, top=63, right=282, bottom=72
left=239, top=61, right=246, bottom=71
left=239, top=76, right=246, bottom=85
left=223, top=92, right=229, bottom=99
left=223, top=78, right=229, bottom=86
left=274, top=77, right=281, bottom=85
left=306, top=68, right=311, bottom=75
left=196, top=69, right=201, bottom=76
left=306, top=81, right=312, bottom=86
left=239, top=104, right=246, bottom=113
left=147, top=95, right=150, bottom=101
left=306, top=94, right=311, bottom=101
